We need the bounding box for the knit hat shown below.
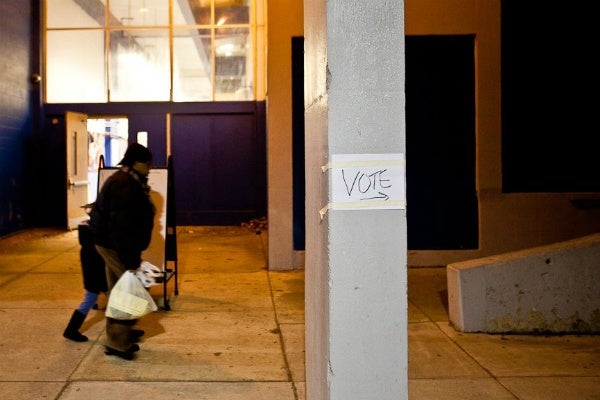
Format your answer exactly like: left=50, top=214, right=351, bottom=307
left=119, top=143, right=152, bottom=166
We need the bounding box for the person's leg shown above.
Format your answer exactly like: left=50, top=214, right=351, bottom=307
left=105, top=317, right=137, bottom=351
left=95, top=245, right=123, bottom=291
left=95, top=245, right=137, bottom=357
left=130, top=327, right=145, bottom=342
left=77, top=290, right=99, bottom=315
left=63, top=290, right=100, bottom=342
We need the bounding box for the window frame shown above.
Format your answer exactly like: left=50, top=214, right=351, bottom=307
left=43, top=0, right=261, bottom=103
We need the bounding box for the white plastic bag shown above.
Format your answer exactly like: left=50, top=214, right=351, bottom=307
left=106, top=271, right=158, bottom=320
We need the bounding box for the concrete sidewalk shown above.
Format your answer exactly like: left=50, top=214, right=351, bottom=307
left=0, top=226, right=598, bottom=399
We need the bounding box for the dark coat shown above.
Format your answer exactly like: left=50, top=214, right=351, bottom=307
left=77, top=222, right=108, bottom=293
left=91, top=168, right=155, bottom=270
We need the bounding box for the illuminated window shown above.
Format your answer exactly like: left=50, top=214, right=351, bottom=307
left=44, top=0, right=264, bottom=103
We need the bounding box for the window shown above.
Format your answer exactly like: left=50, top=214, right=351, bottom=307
left=501, top=2, right=599, bottom=192
left=44, top=0, right=264, bottom=103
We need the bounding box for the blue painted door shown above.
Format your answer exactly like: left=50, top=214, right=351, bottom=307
left=171, top=113, right=264, bottom=225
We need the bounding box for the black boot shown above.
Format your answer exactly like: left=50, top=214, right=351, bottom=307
left=63, top=310, right=88, bottom=342
left=130, top=329, right=145, bottom=342
left=104, top=346, right=135, bottom=360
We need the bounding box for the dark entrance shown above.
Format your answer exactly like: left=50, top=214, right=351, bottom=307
left=292, top=36, right=306, bottom=251
left=405, top=35, right=478, bottom=250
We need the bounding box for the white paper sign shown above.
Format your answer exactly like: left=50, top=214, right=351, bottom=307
left=326, top=153, right=406, bottom=212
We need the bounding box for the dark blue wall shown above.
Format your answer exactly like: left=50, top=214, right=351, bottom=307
left=0, top=0, right=266, bottom=235
left=0, top=0, right=38, bottom=236
left=41, top=102, right=267, bottom=227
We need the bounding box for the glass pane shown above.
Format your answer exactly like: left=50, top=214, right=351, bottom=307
left=109, top=29, right=170, bottom=101
left=46, top=0, right=106, bottom=28
left=109, top=0, right=169, bottom=27
left=173, top=28, right=212, bottom=102
left=173, top=0, right=211, bottom=25
left=215, top=27, right=253, bottom=100
left=215, top=0, right=250, bottom=25
left=46, top=30, right=107, bottom=103
left=255, top=25, right=265, bottom=100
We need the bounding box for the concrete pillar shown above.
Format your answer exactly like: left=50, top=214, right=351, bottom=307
left=304, top=0, right=408, bottom=399
left=266, top=0, right=304, bottom=270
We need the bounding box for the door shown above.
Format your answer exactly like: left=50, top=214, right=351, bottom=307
left=66, top=111, right=89, bottom=229
left=171, top=113, right=264, bottom=225
left=405, top=35, right=478, bottom=250
left=292, top=37, right=305, bottom=251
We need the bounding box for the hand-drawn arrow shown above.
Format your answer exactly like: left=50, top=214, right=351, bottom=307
left=361, top=192, right=389, bottom=201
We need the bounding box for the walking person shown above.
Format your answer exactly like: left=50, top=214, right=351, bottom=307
left=62, top=208, right=108, bottom=342
left=91, top=142, right=156, bottom=360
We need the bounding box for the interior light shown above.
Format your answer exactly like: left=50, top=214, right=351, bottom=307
left=216, top=17, right=226, bottom=26
left=217, top=43, right=235, bottom=56
left=137, top=131, right=148, bottom=147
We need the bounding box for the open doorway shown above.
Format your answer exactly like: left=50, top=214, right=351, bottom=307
left=405, top=35, right=478, bottom=250
left=86, top=117, right=129, bottom=203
